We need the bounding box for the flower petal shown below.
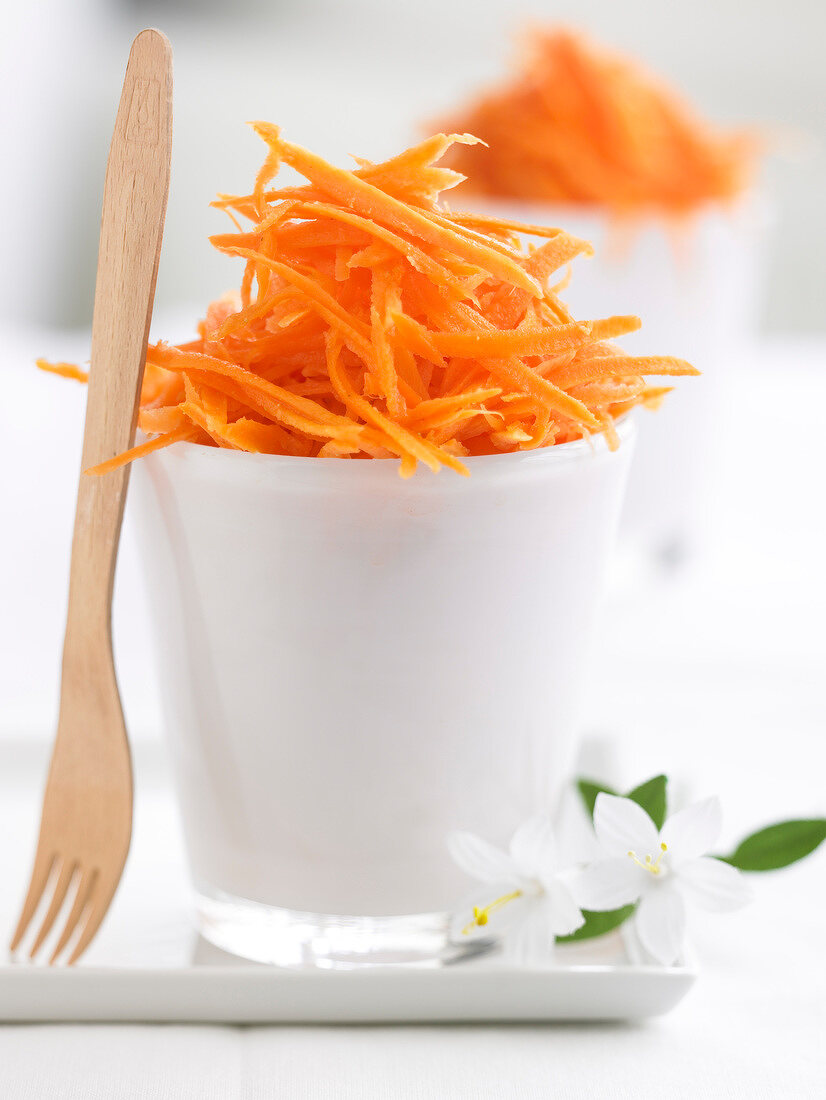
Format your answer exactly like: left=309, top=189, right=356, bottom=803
left=543, top=881, right=585, bottom=936
left=660, top=797, right=722, bottom=863
left=676, top=856, right=753, bottom=912
left=572, top=858, right=648, bottom=910
left=504, top=904, right=555, bottom=967
left=594, top=794, right=660, bottom=858
left=447, top=831, right=517, bottom=883
left=635, top=886, right=686, bottom=966
left=448, top=882, right=529, bottom=943
left=555, top=786, right=602, bottom=866
left=509, top=815, right=558, bottom=879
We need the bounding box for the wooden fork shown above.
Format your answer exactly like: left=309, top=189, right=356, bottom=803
left=10, top=29, right=172, bottom=965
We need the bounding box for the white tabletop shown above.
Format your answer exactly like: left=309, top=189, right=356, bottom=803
left=0, top=329, right=824, bottom=1097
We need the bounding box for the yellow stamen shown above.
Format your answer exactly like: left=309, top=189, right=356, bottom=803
left=461, top=890, right=523, bottom=935
left=628, top=842, right=668, bottom=875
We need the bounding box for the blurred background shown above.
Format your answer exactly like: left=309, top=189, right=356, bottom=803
left=2, top=0, right=824, bottom=334
left=1, top=0, right=823, bottom=837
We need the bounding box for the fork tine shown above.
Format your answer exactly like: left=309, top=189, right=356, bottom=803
left=29, top=860, right=77, bottom=958
left=49, top=869, right=98, bottom=964
left=9, top=848, right=57, bottom=953
left=66, top=872, right=118, bottom=966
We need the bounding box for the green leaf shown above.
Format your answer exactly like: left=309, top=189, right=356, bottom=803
left=718, top=819, right=826, bottom=872
left=577, top=779, right=617, bottom=818
left=627, top=775, right=668, bottom=830
left=556, top=905, right=636, bottom=943
left=576, top=775, right=668, bottom=828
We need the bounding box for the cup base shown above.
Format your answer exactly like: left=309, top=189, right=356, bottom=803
left=196, top=888, right=492, bottom=969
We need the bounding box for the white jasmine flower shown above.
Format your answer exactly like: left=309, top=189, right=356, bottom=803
left=574, top=793, right=752, bottom=966
left=448, top=813, right=585, bottom=963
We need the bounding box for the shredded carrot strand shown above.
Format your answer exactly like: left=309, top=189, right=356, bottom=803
left=36, top=360, right=89, bottom=383
left=85, top=426, right=197, bottom=477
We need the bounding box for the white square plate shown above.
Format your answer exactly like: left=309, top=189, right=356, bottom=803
left=0, top=739, right=695, bottom=1023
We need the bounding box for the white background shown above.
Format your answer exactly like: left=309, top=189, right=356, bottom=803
left=0, top=1, right=824, bottom=1093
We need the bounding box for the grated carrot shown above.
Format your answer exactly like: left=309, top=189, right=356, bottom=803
left=36, top=360, right=89, bottom=383
left=432, top=29, right=758, bottom=213
left=41, top=124, right=695, bottom=476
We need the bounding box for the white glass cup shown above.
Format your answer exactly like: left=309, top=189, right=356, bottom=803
left=131, top=419, right=634, bottom=967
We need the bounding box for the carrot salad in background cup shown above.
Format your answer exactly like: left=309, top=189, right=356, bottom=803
left=434, top=28, right=768, bottom=567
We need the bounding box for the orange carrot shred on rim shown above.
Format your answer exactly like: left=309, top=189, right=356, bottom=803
left=41, top=123, right=694, bottom=476
left=85, top=426, right=199, bottom=477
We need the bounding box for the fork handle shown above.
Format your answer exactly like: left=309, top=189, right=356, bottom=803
left=65, top=30, right=172, bottom=646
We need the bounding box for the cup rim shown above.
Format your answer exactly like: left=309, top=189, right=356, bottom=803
left=143, top=411, right=635, bottom=481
